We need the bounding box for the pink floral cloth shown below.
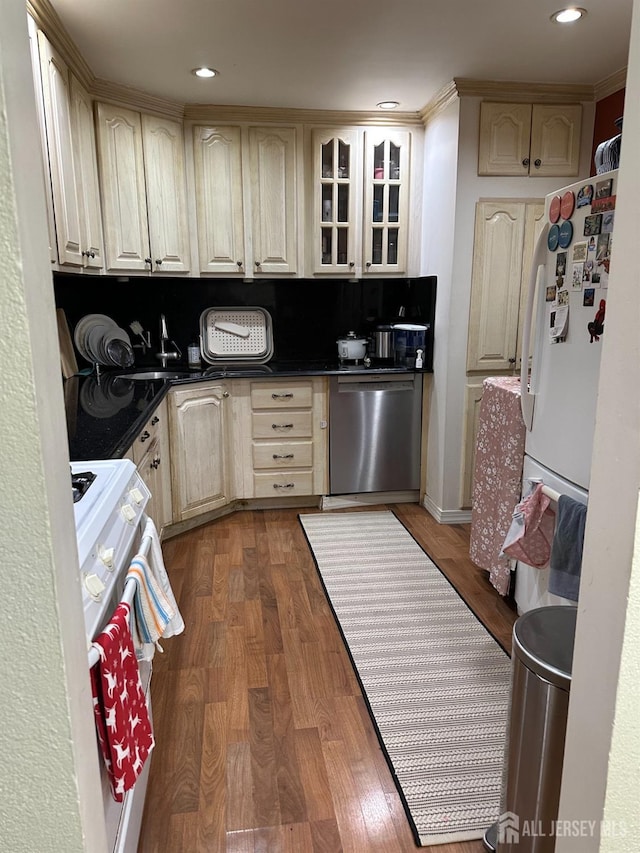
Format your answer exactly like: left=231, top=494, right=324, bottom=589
left=469, top=377, right=526, bottom=595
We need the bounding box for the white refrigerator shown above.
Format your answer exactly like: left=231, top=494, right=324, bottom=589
left=515, top=169, right=617, bottom=613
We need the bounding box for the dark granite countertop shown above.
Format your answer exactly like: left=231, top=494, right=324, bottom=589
left=66, top=359, right=431, bottom=461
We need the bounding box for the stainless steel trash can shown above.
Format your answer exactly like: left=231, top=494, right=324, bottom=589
left=494, top=606, right=578, bottom=852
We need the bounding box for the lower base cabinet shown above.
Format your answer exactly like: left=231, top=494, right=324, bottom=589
left=169, top=381, right=231, bottom=521
left=127, top=397, right=173, bottom=532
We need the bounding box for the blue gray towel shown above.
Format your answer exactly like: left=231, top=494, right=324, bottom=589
left=548, top=495, right=588, bottom=601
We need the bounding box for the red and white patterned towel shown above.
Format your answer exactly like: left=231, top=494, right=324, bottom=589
left=90, top=602, right=154, bottom=801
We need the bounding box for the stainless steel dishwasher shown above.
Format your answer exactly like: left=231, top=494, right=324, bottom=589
left=329, top=374, right=422, bottom=495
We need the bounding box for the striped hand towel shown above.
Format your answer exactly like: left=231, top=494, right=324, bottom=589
left=126, top=553, right=175, bottom=658
left=143, top=517, right=184, bottom=639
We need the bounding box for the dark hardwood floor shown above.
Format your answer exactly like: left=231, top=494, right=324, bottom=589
left=138, top=503, right=517, bottom=852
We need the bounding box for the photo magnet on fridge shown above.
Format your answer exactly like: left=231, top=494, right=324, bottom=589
left=572, top=242, right=588, bottom=263
left=592, top=195, right=616, bottom=213
left=576, top=184, right=594, bottom=207
left=555, top=252, right=567, bottom=276
left=584, top=214, right=602, bottom=236
left=546, top=285, right=557, bottom=302
left=595, top=178, right=613, bottom=199
left=601, top=211, right=615, bottom=233
left=572, top=263, right=584, bottom=290
left=583, top=288, right=595, bottom=307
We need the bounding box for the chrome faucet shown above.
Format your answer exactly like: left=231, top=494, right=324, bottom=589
left=156, top=314, right=182, bottom=367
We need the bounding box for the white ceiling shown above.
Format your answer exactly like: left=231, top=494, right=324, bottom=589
left=49, top=0, right=633, bottom=112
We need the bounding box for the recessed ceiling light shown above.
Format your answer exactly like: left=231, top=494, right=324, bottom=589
left=192, top=67, right=218, bottom=78
left=377, top=101, right=400, bottom=110
left=551, top=7, right=587, bottom=23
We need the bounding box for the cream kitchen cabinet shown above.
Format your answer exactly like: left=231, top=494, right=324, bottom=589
left=192, top=124, right=298, bottom=276
left=95, top=103, right=191, bottom=274
left=129, top=397, right=172, bottom=533
left=478, top=102, right=582, bottom=177
left=168, top=381, right=232, bottom=521
left=467, top=199, right=545, bottom=373
left=36, top=30, right=103, bottom=269
left=309, top=127, right=411, bottom=275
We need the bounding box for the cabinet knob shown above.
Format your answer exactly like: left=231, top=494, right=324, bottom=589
left=81, top=250, right=87, bottom=257
left=365, top=261, right=372, bottom=269
left=222, top=391, right=230, bottom=398
left=155, top=258, right=163, bottom=265
left=236, top=260, right=243, bottom=270
left=534, top=159, right=542, bottom=169
left=144, top=257, right=152, bottom=265
left=508, top=357, right=516, bottom=364
left=255, top=260, right=262, bottom=268
left=349, top=261, right=355, bottom=268
left=522, top=157, right=530, bottom=167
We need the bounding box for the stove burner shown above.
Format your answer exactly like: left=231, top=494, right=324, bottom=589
left=71, top=470, right=96, bottom=503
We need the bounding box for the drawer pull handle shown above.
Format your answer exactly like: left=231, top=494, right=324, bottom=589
left=273, top=483, right=295, bottom=489
left=151, top=416, right=159, bottom=426
left=272, top=423, right=294, bottom=429
left=140, top=430, right=151, bottom=443
left=272, top=392, right=294, bottom=399
left=273, top=453, right=294, bottom=459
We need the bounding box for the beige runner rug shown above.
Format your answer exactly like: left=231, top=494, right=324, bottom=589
left=299, top=510, right=511, bottom=847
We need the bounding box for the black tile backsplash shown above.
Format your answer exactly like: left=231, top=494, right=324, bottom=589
left=54, top=274, right=436, bottom=369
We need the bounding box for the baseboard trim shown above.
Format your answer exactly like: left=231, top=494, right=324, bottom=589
left=321, top=490, right=419, bottom=510
left=422, top=494, right=472, bottom=525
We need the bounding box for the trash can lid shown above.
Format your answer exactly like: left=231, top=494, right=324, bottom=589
left=512, top=606, right=578, bottom=691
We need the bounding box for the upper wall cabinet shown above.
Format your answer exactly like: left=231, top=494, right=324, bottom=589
left=309, top=127, right=411, bottom=276
left=37, top=31, right=103, bottom=269
left=192, top=124, right=298, bottom=276
left=95, top=103, right=191, bottom=273
left=478, top=102, right=582, bottom=177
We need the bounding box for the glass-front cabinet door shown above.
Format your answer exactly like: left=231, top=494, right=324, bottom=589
left=311, top=129, right=359, bottom=274
left=363, top=129, right=410, bottom=274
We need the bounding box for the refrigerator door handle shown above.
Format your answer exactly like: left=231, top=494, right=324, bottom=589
left=520, top=221, right=549, bottom=430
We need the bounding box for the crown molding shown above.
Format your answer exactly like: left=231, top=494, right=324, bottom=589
left=594, top=68, right=627, bottom=101
left=452, top=77, right=595, bottom=102
left=27, top=0, right=94, bottom=90
left=183, top=104, right=423, bottom=126
left=419, top=81, right=460, bottom=126
left=90, top=79, right=185, bottom=120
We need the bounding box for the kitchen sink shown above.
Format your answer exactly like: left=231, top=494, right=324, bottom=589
left=115, top=370, right=193, bottom=380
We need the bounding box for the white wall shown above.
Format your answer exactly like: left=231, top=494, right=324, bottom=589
left=0, top=1, right=106, bottom=850
left=556, top=2, right=640, bottom=845
left=422, top=94, right=596, bottom=515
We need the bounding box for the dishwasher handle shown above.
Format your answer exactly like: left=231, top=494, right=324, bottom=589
left=337, top=379, right=415, bottom=393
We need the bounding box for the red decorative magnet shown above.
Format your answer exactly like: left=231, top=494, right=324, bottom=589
left=560, top=190, right=575, bottom=220
left=549, top=195, right=562, bottom=223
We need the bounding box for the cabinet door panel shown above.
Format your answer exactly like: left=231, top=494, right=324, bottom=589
left=38, top=32, right=83, bottom=266
left=249, top=127, right=297, bottom=275
left=478, top=103, right=532, bottom=176
left=467, top=201, right=525, bottom=372
left=516, top=202, right=545, bottom=368
left=96, top=103, right=150, bottom=271
left=141, top=114, right=190, bottom=272
left=363, top=129, right=410, bottom=273
left=170, top=387, right=228, bottom=520
left=193, top=125, right=245, bottom=274
left=530, top=105, right=582, bottom=177
left=69, top=76, right=103, bottom=268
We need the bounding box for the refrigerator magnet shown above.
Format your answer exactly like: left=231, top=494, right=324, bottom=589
left=549, top=195, right=562, bottom=223
left=571, top=263, right=584, bottom=290
left=576, top=184, right=594, bottom=208
left=601, top=211, right=615, bottom=233
left=572, top=242, right=587, bottom=263
left=546, top=285, right=557, bottom=302
left=547, top=224, right=560, bottom=251
left=557, top=288, right=569, bottom=306
left=560, top=190, right=575, bottom=220
left=592, top=195, right=616, bottom=213
left=595, top=178, right=613, bottom=199
left=588, top=299, right=606, bottom=342
left=583, top=288, right=595, bottom=307
left=555, top=252, right=567, bottom=276
left=583, top=213, right=602, bottom=236
left=558, top=220, right=573, bottom=248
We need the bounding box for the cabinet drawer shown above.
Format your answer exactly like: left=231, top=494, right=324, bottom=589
left=252, top=440, right=313, bottom=469
left=252, top=411, right=312, bottom=439
left=250, top=382, right=312, bottom=410
left=253, top=470, right=314, bottom=498
left=131, top=407, right=164, bottom=465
